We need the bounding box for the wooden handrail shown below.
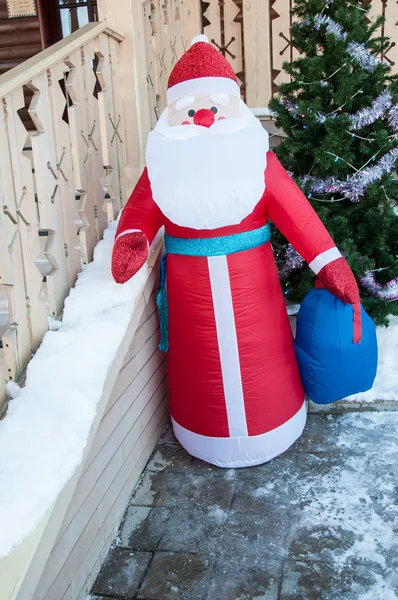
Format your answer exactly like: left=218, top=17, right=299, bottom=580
left=0, top=22, right=124, bottom=98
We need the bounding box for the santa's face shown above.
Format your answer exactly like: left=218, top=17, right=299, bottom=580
left=146, top=95, right=269, bottom=230
left=168, top=92, right=241, bottom=127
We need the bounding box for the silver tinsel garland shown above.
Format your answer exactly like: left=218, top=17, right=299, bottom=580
left=297, top=147, right=398, bottom=201
left=313, top=14, right=347, bottom=42
left=346, top=41, right=383, bottom=73
left=281, top=91, right=395, bottom=131
left=277, top=244, right=305, bottom=280
left=311, top=15, right=383, bottom=72
left=348, top=90, right=392, bottom=130
left=388, top=104, right=398, bottom=133
left=360, top=271, right=398, bottom=301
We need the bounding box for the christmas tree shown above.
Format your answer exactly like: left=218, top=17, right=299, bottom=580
left=269, top=0, right=398, bottom=326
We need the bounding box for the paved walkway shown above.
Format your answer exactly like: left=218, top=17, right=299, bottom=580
left=90, top=412, right=398, bottom=600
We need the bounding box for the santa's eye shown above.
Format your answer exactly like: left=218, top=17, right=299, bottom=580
left=211, top=106, right=218, bottom=114
left=188, top=109, right=195, bottom=117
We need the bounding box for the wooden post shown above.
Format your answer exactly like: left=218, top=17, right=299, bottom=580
left=97, top=0, right=147, bottom=188
left=184, top=0, right=202, bottom=42
left=65, top=47, right=99, bottom=265
left=0, top=100, right=31, bottom=391
left=29, top=72, right=70, bottom=317
left=270, top=0, right=294, bottom=93
left=48, top=61, right=83, bottom=288
left=6, top=88, right=49, bottom=350
left=243, top=0, right=272, bottom=108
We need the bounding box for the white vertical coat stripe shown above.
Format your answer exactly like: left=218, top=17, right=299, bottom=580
left=208, top=255, right=248, bottom=437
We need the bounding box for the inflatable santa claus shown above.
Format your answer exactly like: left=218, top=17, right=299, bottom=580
left=112, top=35, right=360, bottom=468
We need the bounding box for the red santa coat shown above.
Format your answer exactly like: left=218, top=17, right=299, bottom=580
left=116, top=153, right=340, bottom=467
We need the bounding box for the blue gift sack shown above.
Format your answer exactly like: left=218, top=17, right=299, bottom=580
left=295, top=289, right=378, bottom=404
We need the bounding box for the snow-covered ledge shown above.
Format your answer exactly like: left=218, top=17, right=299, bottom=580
left=0, top=223, right=165, bottom=600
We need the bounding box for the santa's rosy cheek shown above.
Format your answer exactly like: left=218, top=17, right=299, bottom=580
left=217, top=116, right=226, bottom=121
left=181, top=121, right=190, bottom=125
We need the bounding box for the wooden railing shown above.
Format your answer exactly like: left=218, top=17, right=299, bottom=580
left=0, top=2, right=202, bottom=412
left=0, top=23, right=127, bottom=410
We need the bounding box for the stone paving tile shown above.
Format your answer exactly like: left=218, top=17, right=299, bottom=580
left=287, top=436, right=398, bottom=585
left=231, top=455, right=297, bottom=513
left=91, top=547, right=152, bottom=598
left=299, top=412, right=398, bottom=454
left=280, top=559, right=397, bottom=600
left=158, top=505, right=228, bottom=555
left=158, top=423, right=179, bottom=445
left=216, top=508, right=290, bottom=565
left=118, top=506, right=170, bottom=551
left=137, top=552, right=212, bottom=600
left=146, top=443, right=193, bottom=472
left=298, top=414, right=346, bottom=454
left=280, top=559, right=353, bottom=600
left=207, top=558, right=282, bottom=600
left=92, top=413, right=398, bottom=600
left=130, top=470, right=235, bottom=510
left=288, top=523, right=357, bottom=566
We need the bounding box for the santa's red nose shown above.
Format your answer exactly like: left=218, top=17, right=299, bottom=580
left=193, top=108, right=215, bottom=128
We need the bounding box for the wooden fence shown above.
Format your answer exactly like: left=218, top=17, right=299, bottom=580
left=138, top=0, right=201, bottom=131
left=200, top=0, right=398, bottom=107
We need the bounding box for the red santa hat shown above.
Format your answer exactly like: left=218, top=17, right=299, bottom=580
left=167, top=34, right=240, bottom=105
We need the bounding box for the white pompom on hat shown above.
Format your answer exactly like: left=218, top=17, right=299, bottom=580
left=191, top=34, right=209, bottom=45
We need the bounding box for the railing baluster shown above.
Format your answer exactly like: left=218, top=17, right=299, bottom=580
left=82, top=38, right=108, bottom=240
left=29, top=71, right=70, bottom=317
left=6, top=88, right=48, bottom=351
left=48, top=62, right=82, bottom=289
left=142, top=0, right=163, bottom=130
left=0, top=99, right=31, bottom=392
left=65, top=47, right=98, bottom=265
left=107, top=34, right=128, bottom=209
left=96, top=33, right=122, bottom=218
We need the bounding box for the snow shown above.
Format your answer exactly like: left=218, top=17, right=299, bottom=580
left=295, top=412, right=398, bottom=600
left=292, top=412, right=398, bottom=599
left=346, top=315, right=398, bottom=402
left=6, top=382, right=21, bottom=399
left=251, top=107, right=277, bottom=118
left=0, top=221, right=161, bottom=559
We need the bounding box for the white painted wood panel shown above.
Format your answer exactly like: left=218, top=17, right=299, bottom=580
left=33, top=281, right=169, bottom=600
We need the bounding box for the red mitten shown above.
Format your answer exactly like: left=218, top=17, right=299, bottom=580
left=111, top=231, right=148, bottom=284
left=316, top=257, right=360, bottom=304
left=317, top=258, right=362, bottom=343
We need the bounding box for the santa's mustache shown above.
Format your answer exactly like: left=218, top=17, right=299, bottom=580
left=145, top=103, right=270, bottom=230
left=154, top=101, right=254, bottom=141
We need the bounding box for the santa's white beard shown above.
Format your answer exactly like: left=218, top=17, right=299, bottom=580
left=145, top=102, right=269, bottom=230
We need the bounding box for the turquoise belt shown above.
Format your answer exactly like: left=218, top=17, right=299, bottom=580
left=156, top=223, right=271, bottom=352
